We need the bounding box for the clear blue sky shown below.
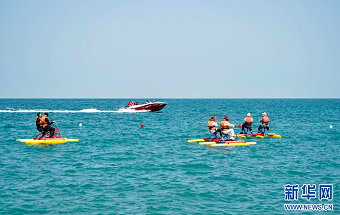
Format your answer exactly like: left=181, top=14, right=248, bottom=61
left=0, top=0, right=339, bottom=98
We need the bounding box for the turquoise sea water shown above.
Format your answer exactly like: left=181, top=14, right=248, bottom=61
left=0, top=99, right=339, bottom=214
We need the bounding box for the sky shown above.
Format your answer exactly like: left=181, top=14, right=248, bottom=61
left=0, top=0, right=339, bottom=98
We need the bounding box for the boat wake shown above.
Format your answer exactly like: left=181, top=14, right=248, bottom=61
left=0, top=108, right=151, bottom=113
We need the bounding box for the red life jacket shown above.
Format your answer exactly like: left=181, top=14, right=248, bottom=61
left=207, top=121, right=216, bottom=130
left=245, top=116, right=252, bottom=126
left=220, top=120, right=229, bottom=130
left=262, top=115, right=269, bottom=124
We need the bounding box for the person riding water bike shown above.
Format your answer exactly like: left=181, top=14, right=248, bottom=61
left=41, top=112, right=56, bottom=138
left=220, top=116, right=236, bottom=140
left=241, top=113, right=253, bottom=134
left=258, top=112, right=270, bottom=134
left=36, top=112, right=42, bottom=132
left=207, top=116, right=221, bottom=138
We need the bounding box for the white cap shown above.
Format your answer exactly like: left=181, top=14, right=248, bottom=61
left=262, top=112, right=266, bottom=116
left=247, top=113, right=251, bottom=116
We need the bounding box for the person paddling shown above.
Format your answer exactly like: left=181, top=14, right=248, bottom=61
left=220, top=116, right=236, bottom=140
left=207, top=116, right=220, bottom=138
left=41, top=112, right=56, bottom=138
left=36, top=112, right=42, bottom=132
left=258, top=112, right=270, bottom=134
left=241, top=113, right=253, bottom=134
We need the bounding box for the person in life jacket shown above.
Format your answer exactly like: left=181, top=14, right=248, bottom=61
left=258, top=112, right=270, bottom=133
left=41, top=112, right=56, bottom=138
left=220, top=116, right=236, bottom=140
left=36, top=112, right=42, bottom=132
left=240, top=113, right=253, bottom=134
left=207, top=116, right=221, bottom=138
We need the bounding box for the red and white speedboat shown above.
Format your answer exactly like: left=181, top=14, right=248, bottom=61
left=126, top=102, right=167, bottom=111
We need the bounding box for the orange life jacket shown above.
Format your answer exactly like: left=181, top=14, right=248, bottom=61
left=245, top=116, right=252, bottom=126
left=262, top=115, right=269, bottom=124
left=41, top=116, right=49, bottom=127
left=207, top=121, right=216, bottom=130
left=220, top=120, right=229, bottom=130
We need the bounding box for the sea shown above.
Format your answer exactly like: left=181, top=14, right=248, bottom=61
left=0, top=99, right=339, bottom=214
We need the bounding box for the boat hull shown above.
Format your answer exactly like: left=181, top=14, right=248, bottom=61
left=17, top=138, right=79, bottom=145
left=188, top=138, right=256, bottom=147
left=127, top=102, right=167, bottom=111
left=238, top=133, right=281, bottom=138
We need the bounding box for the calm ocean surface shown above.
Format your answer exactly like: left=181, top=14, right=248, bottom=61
left=0, top=99, right=339, bottom=214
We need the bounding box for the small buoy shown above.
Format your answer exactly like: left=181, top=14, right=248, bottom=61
left=238, top=125, right=242, bottom=128
left=141, top=124, right=144, bottom=128
left=79, top=123, right=82, bottom=127
left=330, top=125, right=333, bottom=129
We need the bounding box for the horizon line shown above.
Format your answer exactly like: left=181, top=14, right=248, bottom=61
left=0, top=97, right=339, bottom=99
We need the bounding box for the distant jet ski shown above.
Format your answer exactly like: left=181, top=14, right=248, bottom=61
left=125, top=101, right=167, bottom=112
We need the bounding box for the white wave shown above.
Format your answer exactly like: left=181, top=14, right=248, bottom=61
left=79, top=108, right=102, bottom=113
left=0, top=109, right=46, bottom=113
left=116, top=108, right=150, bottom=113
left=0, top=108, right=150, bottom=113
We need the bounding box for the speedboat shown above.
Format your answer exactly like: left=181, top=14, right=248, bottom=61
left=126, top=102, right=167, bottom=111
